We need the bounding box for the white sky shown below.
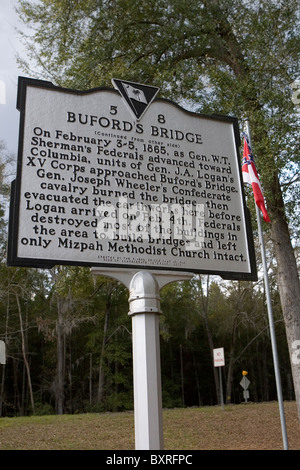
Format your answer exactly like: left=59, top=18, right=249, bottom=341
left=0, top=0, right=31, bottom=155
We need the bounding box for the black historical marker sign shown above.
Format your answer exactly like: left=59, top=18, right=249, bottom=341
left=7, top=77, right=257, bottom=280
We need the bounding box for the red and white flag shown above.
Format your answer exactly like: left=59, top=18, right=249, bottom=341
left=242, top=135, right=270, bottom=223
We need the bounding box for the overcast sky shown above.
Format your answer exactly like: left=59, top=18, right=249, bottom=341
left=0, top=0, right=31, bottom=156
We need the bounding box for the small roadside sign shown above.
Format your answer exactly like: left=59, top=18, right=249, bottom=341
left=240, top=375, right=250, bottom=390
left=0, top=340, right=6, bottom=364
left=213, top=347, right=225, bottom=367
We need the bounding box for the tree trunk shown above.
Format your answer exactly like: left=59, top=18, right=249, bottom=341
left=180, top=344, right=185, bottom=406
left=13, top=358, right=20, bottom=415
left=207, top=2, right=300, bottom=421
left=89, top=353, right=93, bottom=405
left=268, top=182, right=300, bottom=421
left=15, top=293, right=35, bottom=415
left=225, top=284, right=246, bottom=404
left=192, top=352, right=202, bottom=406
left=0, top=290, right=10, bottom=417
left=225, top=346, right=234, bottom=404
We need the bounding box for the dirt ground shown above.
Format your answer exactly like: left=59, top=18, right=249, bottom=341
left=0, top=401, right=299, bottom=451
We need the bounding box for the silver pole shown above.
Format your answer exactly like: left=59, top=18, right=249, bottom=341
left=128, top=271, right=164, bottom=450
left=245, top=119, right=289, bottom=450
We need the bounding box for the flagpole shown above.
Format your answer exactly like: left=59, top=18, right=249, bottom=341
left=245, top=119, right=289, bottom=450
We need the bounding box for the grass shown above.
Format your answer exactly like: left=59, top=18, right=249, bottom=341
left=0, top=401, right=300, bottom=450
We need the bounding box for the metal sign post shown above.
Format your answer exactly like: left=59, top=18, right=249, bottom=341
left=7, top=77, right=260, bottom=450
left=213, top=348, right=225, bottom=409
left=0, top=341, right=6, bottom=365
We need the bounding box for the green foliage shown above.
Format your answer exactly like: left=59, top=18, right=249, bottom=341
left=32, top=402, right=55, bottom=416
left=16, top=0, right=299, bottom=224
